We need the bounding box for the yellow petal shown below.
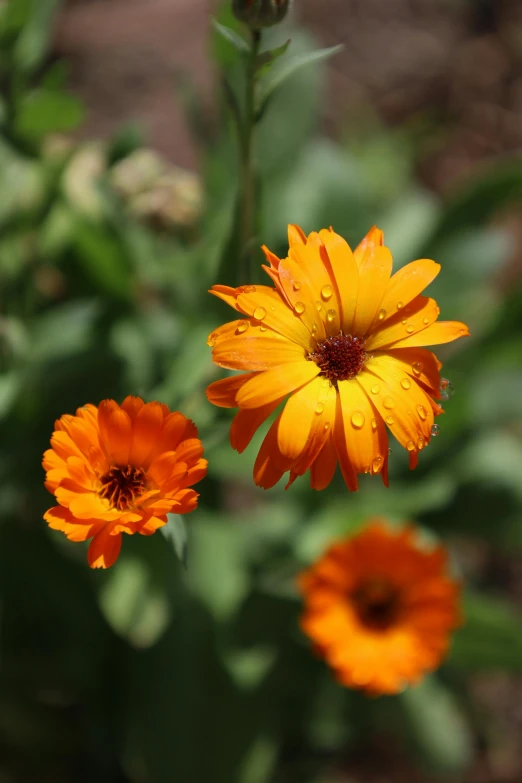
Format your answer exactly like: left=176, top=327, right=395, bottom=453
left=318, top=228, right=359, bottom=334
left=384, top=320, right=470, bottom=349
left=236, top=361, right=320, bottom=409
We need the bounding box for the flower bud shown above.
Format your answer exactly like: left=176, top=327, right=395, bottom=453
left=232, top=0, right=290, bottom=28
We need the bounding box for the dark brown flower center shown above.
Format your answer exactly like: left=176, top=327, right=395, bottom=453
left=309, top=333, right=367, bottom=383
left=351, top=580, right=401, bottom=631
left=99, top=465, right=146, bottom=511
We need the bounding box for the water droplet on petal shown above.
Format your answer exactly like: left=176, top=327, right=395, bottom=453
left=323, top=422, right=330, bottom=432
left=316, top=301, right=323, bottom=312
left=326, top=308, right=337, bottom=323
left=406, top=325, right=415, bottom=334
left=294, top=301, right=306, bottom=315
left=416, top=405, right=427, bottom=421
left=293, top=281, right=301, bottom=291
left=372, top=456, right=383, bottom=473
left=383, top=396, right=395, bottom=410
left=385, top=415, right=394, bottom=425
left=315, top=402, right=324, bottom=415
left=371, top=384, right=380, bottom=395
left=378, top=309, right=386, bottom=321
left=321, top=284, right=333, bottom=301
left=270, top=305, right=276, bottom=311
left=401, top=318, right=407, bottom=325
left=311, top=322, right=317, bottom=336
left=397, top=301, right=404, bottom=310
left=351, top=411, right=365, bottom=429
left=431, top=423, right=440, bottom=437
left=423, top=317, right=429, bottom=325
left=371, top=418, right=378, bottom=431
left=208, top=331, right=218, bottom=346
left=400, top=378, right=411, bottom=390
left=440, top=378, right=454, bottom=401
left=236, top=321, right=249, bottom=334
left=412, top=361, right=423, bottom=376
left=417, top=436, right=425, bottom=450
left=260, top=325, right=268, bottom=332
left=253, top=306, right=266, bottom=321
left=406, top=440, right=415, bottom=452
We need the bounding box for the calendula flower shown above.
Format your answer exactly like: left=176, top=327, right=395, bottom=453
left=207, top=225, right=469, bottom=490
left=298, top=521, right=461, bottom=695
left=43, top=397, right=207, bottom=568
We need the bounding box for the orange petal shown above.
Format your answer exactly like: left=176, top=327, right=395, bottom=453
left=332, top=394, right=358, bottom=491
left=310, top=434, right=338, bottom=490
left=385, top=320, right=470, bottom=349
left=277, top=252, right=329, bottom=341
left=138, top=515, right=168, bottom=536
left=147, top=452, right=186, bottom=488
left=375, top=258, right=441, bottom=325
left=154, top=411, right=198, bottom=456
left=175, top=438, right=204, bottom=466
left=288, top=224, right=307, bottom=246
left=67, top=492, right=119, bottom=521
left=291, top=378, right=337, bottom=480
left=337, top=379, right=389, bottom=480
left=318, top=228, right=359, bottom=334
left=366, top=296, right=440, bottom=350
left=170, top=488, right=199, bottom=514
left=206, top=372, right=257, bottom=408
left=210, top=285, right=244, bottom=313
left=121, top=395, right=145, bottom=420
left=230, top=399, right=282, bottom=453
left=129, top=401, right=165, bottom=466
left=88, top=527, right=122, bottom=569
left=236, top=287, right=312, bottom=349
left=253, top=414, right=294, bottom=489
left=377, top=347, right=442, bottom=396
left=277, top=377, right=322, bottom=460
left=352, top=245, right=393, bottom=338
left=236, top=361, right=320, bottom=409
left=359, top=355, right=435, bottom=455
left=353, top=226, right=384, bottom=268
left=97, top=399, right=120, bottom=453
left=50, top=430, right=84, bottom=462
left=211, top=320, right=306, bottom=371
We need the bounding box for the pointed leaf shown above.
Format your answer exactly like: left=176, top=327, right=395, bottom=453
left=161, top=514, right=188, bottom=567
left=211, top=19, right=250, bottom=55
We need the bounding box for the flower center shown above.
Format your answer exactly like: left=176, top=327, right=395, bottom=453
left=351, top=579, right=400, bottom=631
left=99, top=465, right=146, bottom=511
left=309, top=333, right=367, bottom=383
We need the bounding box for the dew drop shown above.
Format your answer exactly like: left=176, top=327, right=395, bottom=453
left=243, top=285, right=256, bottom=293
left=423, top=317, right=429, bottom=325
left=378, top=309, right=386, bottom=321
left=417, top=436, right=425, bottom=450
left=412, top=361, right=423, bottom=376
left=260, top=325, right=268, bottom=332
left=323, top=422, right=330, bottom=432
left=293, top=281, right=301, bottom=291
left=372, top=456, right=383, bottom=473
left=416, top=405, right=427, bottom=421
left=351, top=411, right=365, bottom=429
left=385, top=415, right=394, bottom=425
left=294, top=301, right=306, bottom=315
left=326, top=308, right=337, bottom=323
left=401, top=318, right=408, bottom=325
left=236, top=320, right=249, bottom=334
left=406, top=440, right=415, bottom=452
left=270, top=305, right=276, bottom=311
left=253, top=306, right=267, bottom=321
left=383, top=396, right=395, bottom=410
left=397, top=301, right=404, bottom=310
left=311, top=322, right=318, bottom=336
left=406, top=325, right=415, bottom=334
left=400, top=378, right=411, bottom=390
left=321, top=284, right=333, bottom=301
left=371, top=418, right=378, bottom=431
left=316, top=301, right=323, bottom=312
left=371, top=384, right=380, bottom=395
left=315, top=402, right=324, bottom=415
left=208, top=331, right=218, bottom=347
left=431, top=423, right=440, bottom=437
left=440, top=378, right=454, bottom=401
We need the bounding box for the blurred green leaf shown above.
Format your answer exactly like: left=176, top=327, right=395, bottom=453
left=255, top=40, right=291, bottom=76
left=12, top=0, right=61, bottom=73
left=239, top=734, right=278, bottom=783
left=161, top=514, right=188, bottom=567
left=212, top=19, right=250, bottom=55
left=401, top=677, right=472, bottom=774
left=224, top=646, right=276, bottom=690
left=29, top=299, right=99, bottom=362
left=450, top=592, right=522, bottom=671
left=73, top=221, right=133, bottom=299
left=14, top=89, right=84, bottom=142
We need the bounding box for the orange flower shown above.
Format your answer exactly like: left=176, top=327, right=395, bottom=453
left=207, top=225, right=469, bottom=490
left=298, top=521, right=461, bottom=695
left=43, top=397, right=207, bottom=568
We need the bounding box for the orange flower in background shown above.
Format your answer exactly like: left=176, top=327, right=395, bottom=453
left=43, top=397, right=207, bottom=568
left=298, top=521, right=461, bottom=695
left=207, top=225, right=469, bottom=490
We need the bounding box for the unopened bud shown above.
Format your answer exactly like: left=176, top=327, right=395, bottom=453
left=232, top=0, right=290, bottom=28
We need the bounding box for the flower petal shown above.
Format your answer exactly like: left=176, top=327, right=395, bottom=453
left=88, top=527, right=122, bottom=569
left=211, top=320, right=306, bottom=370
left=353, top=226, right=384, bottom=267
left=310, top=434, right=338, bottom=490
left=332, top=394, right=358, bottom=491
left=319, top=228, right=359, bottom=334
left=385, top=320, right=470, bottom=349
left=281, top=376, right=337, bottom=471
left=365, top=296, right=439, bottom=350
left=129, top=401, right=165, bottom=466
left=253, top=413, right=294, bottom=489
left=277, top=251, right=328, bottom=341
left=352, top=245, right=393, bottom=337
left=337, top=379, right=389, bottom=481
left=288, top=223, right=307, bottom=246
left=277, top=377, right=323, bottom=460
left=236, top=361, right=320, bottom=409
left=206, top=373, right=258, bottom=408
left=230, top=399, right=282, bottom=453
left=106, top=409, right=133, bottom=465
left=376, top=347, right=442, bottom=396
left=375, top=258, right=441, bottom=325
left=236, top=287, right=312, bottom=349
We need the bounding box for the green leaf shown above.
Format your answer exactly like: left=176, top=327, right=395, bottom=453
left=14, top=89, right=84, bottom=142
left=161, top=514, right=188, bottom=567
left=73, top=222, right=132, bottom=299
left=449, top=591, right=522, bottom=671
left=211, top=19, right=250, bottom=55
left=258, top=44, right=343, bottom=115
left=255, top=40, right=291, bottom=76
left=400, top=677, right=472, bottom=774
left=13, top=0, right=61, bottom=73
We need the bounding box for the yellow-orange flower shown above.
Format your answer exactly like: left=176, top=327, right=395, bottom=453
left=298, top=521, right=461, bottom=695
left=43, top=397, right=207, bottom=568
left=207, top=225, right=469, bottom=490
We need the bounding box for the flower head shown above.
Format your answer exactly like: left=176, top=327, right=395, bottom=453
left=232, top=0, right=290, bottom=28
left=43, top=397, right=207, bottom=568
left=298, top=521, right=461, bottom=695
left=207, top=225, right=469, bottom=491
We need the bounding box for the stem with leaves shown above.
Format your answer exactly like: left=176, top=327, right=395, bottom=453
left=239, top=28, right=261, bottom=280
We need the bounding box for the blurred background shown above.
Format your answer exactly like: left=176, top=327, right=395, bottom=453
left=1, top=0, right=522, bottom=781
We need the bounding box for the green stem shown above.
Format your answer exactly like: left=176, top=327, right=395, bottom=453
left=238, top=27, right=261, bottom=282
